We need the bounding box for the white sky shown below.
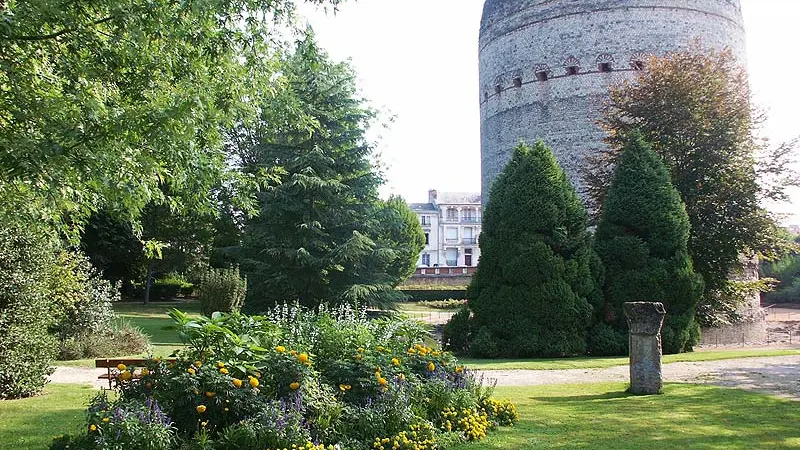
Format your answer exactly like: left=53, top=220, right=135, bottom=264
left=300, top=0, right=799, bottom=223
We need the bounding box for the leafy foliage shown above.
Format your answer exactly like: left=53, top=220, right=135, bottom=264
left=462, top=141, right=600, bottom=357
left=236, top=35, right=414, bottom=311
left=0, top=216, right=58, bottom=399
left=761, top=233, right=800, bottom=304
left=199, top=267, right=247, bottom=316
left=53, top=305, right=516, bottom=449
left=593, top=132, right=704, bottom=354
left=0, top=0, right=342, bottom=231
left=590, top=46, right=797, bottom=325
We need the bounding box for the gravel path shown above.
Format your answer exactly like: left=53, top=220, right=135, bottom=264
left=50, top=355, right=800, bottom=399
left=478, top=355, right=800, bottom=400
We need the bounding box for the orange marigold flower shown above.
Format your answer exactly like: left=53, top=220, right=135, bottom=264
left=290, top=382, right=300, bottom=390
left=116, top=363, right=126, bottom=371
left=119, top=370, right=132, bottom=381
left=298, top=353, right=310, bottom=364
left=196, top=405, right=207, bottom=414
left=378, top=377, right=388, bottom=386
left=233, top=378, right=243, bottom=388
left=249, top=377, right=259, bottom=388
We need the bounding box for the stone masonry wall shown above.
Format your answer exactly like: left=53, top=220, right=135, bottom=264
left=478, top=0, right=746, bottom=200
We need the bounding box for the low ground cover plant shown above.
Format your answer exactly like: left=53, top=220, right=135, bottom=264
left=52, top=304, right=517, bottom=449
left=417, top=299, right=467, bottom=310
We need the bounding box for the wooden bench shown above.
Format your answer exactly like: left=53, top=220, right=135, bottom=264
left=95, top=358, right=175, bottom=389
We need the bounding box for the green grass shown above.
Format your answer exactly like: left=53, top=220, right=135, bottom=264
left=455, top=383, right=800, bottom=450
left=56, top=301, right=201, bottom=368
left=461, top=348, right=800, bottom=370
left=0, top=384, right=97, bottom=450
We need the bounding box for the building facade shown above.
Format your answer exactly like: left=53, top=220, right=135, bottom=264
left=479, top=0, right=747, bottom=200
left=409, top=190, right=482, bottom=273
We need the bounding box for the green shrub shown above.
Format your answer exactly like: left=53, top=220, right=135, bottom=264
left=54, top=305, right=515, bottom=449
left=594, top=131, right=703, bottom=354
left=0, top=219, right=58, bottom=399
left=400, top=289, right=466, bottom=302
left=465, top=141, right=600, bottom=357
left=418, top=299, right=466, bottom=310
left=586, top=322, right=628, bottom=357
left=58, top=321, right=151, bottom=361
left=198, top=267, right=246, bottom=316
left=442, top=307, right=471, bottom=354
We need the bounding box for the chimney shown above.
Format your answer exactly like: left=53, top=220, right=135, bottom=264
left=428, top=189, right=438, bottom=204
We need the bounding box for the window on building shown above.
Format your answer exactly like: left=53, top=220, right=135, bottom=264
left=421, top=253, right=431, bottom=266
left=446, top=248, right=458, bottom=267
left=599, top=62, right=612, bottom=73
left=464, top=248, right=473, bottom=266
left=446, top=208, right=458, bottom=221
left=535, top=71, right=548, bottom=82
left=421, top=215, right=430, bottom=226
left=566, top=66, right=579, bottom=75
left=512, top=76, right=522, bottom=88
left=445, top=227, right=458, bottom=244
left=483, top=91, right=489, bottom=101
left=494, top=84, right=502, bottom=94
left=462, top=208, right=476, bottom=223
left=631, top=60, right=645, bottom=71
left=424, top=233, right=429, bottom=245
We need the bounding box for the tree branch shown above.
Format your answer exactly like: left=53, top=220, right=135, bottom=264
left=8, top=15, right=114, bottom=41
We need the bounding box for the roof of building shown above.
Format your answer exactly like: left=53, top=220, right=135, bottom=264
left=409, top=203, right=437, bottom=212
left=436, top=192, right=481, bottom=205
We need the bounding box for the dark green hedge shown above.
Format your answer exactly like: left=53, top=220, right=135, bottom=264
left=400, top=289, right=466, bottom=302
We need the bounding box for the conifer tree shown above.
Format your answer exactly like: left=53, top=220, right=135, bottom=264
left=593, top=131, right=704, bottom=355
left=465, top=141, right=599, bottom=358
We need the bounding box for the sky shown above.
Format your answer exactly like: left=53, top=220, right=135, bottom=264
left=300, top=0, right=799, bottom=223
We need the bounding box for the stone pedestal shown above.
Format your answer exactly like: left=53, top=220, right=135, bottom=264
left=624, top=302, right=666, bottom=395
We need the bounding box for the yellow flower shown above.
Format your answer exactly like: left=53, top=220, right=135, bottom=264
left=201, top=421, right=208, bottom=427
left=102, top=417, right=110, bottom=423
left=378, top=377, right=388, bottom=386
left=339, top=384, right=351, bottom=391
left=119, top=370, right=132, bottom=381
left=376, top=345, right=384, bottom=352
left=427, top=362, right=435, bottom=372
left=290, top=350, right=297, bottom=356
left=219, top=367, right=229, bottom=374
left=196, top=405, right=207, bottom=414
left=290, top=382, right=300, bottom=390
left=187, top=368, right=196, bottom=375
left=116, top=363, right=126, bottom=371
left=391, top=358, right=400, bottom=366
left=89, top=424, right=97, bottom=432
left=249, top=377, right=259, bottom=388
left=233, top=378, right=243, bottom=388
left=398, top=373, right=406, bottom=381
left=205, top=391, right=216, bottom=398
left=354, top=354, right=362, bottom=360
left=455, top=366, right=464, bottom=374
left=217, top=361, right=225, bottom=368
left=357, top=347, right=365, bottom=353
left=194, top=361, right=203, bottom=367
left=407, top=348, right=416, bottom=355
left=140, top=368, right=150, bottom=376
left=298, top=353, right=310, bottom=365
left=276, top=345, right=286, bottom=353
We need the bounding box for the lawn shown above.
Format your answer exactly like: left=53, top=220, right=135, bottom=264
left=56, top=300, right=201, bottom=368
left=0, top=384, right=97, bottom=450
left=460, top=348, right=800, bottom=370
left=454, top=383, right=800, bottom=450
left=3, top=383, right=798, bottom=450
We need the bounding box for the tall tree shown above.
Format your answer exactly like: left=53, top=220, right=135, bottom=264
left=0, top=0, right=340, bottom=231
left=465, top=141, right=599, bottom=358
left=589, top=46, right=796, bottom=325
left=236, top=34, right=412, bottom=311
left=374, top=195, right=426, bottom=286
left=593, top=131, right=704, bottom=355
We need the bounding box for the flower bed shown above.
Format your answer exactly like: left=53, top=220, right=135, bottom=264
left=51, top=304, right=517, bottom=449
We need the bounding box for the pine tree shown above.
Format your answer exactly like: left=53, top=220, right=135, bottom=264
left=593, top=131, right=704, bottom=355
left=465, top=141, right=599, bottom=358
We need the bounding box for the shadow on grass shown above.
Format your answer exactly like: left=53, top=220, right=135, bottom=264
left=457, top=383, right=800, bottom=450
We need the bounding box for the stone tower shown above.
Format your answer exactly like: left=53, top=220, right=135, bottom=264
left=479, top=0, right=746, bottom=199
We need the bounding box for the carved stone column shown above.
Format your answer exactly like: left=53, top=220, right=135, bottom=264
left=624, top=302, right=667, bottom=395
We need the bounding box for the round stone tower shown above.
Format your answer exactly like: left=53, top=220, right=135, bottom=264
left=479, top=0, right=746, bottom=199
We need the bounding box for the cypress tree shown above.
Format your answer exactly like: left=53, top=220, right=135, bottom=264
left=593, top=131, right=704, bottom=355
left=465, top=141, right=599, bottom=358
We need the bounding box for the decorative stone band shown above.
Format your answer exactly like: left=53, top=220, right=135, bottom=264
left=623, top=302, right=666, bottom=336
